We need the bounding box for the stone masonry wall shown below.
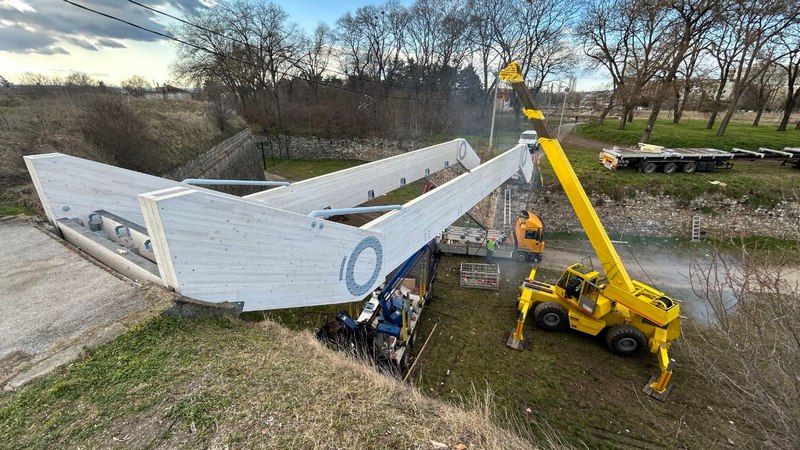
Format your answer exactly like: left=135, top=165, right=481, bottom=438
left=260, top=134, right=421, bottom=162
left=528, top=188, right=800, bottom=240
left=165, top=129, right=266, bottom=196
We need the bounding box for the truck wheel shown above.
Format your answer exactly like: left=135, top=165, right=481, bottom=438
left=641, top=162, right=657, bottom=174
left=682, top=162, right=697, bottom=173
left=515, top=251, right=529, bottom=262
left=400, top=347, right=411, bottom=371
left=662, top=162, right=677, bottom=174
left=605, top=325, right=647, bottom=356
left=409, top=325, right=420, bottom=347
left=534, top=302, right=569, bottom=332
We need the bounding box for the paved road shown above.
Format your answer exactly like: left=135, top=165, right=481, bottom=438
left=0, top=219, right=155, bottom=386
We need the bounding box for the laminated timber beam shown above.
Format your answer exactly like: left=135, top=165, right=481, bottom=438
left=139, top=144, right=532, bottom=311
left=244, top=139, right=480, bottom=214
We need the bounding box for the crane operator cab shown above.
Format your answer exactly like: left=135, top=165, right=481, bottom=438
left=555, top=265, right=603, bottom=316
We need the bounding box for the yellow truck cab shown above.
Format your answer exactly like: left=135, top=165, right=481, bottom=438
left=512, top=210, right=544, bottom=262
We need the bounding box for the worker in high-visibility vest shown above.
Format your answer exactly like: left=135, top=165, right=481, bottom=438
left=486, top=237, right=496, bottom=263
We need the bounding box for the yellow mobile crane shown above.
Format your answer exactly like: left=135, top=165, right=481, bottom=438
left=500, top=62, right=681, bottom=401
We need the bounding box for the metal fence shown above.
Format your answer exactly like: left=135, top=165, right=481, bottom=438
left=459, top=262, right=500, bottom=290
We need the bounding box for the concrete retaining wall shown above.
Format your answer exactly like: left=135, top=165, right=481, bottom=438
left=166, top=129, right=265, bottom=196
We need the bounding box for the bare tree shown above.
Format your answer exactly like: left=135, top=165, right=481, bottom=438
left=577, top=0, right=638, bottom=129
left=715, top=0, right=798, bottom=136
left=687, top=247, right=800, bottom=449
left=299, top=23, right=333, bottom=92
left=746, top=62, right=783, bottom=126
left=121, top=75, right=151, bottom=97
left=172, top=0, right=303, bottom=127
left=776, top=22, right=800, bottom=132
left=639, top=0, right=720, bottom=143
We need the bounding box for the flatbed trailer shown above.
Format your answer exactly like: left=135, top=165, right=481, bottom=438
left=437, top=226, right=515, bottom=259
left=600, top=144, right=800, bottom=174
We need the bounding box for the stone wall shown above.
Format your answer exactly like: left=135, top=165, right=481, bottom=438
left=528, top=188, right=800, bottom=240
left=260, top=134, right=421, bottom=162
left=166, top=129, right=265, bottom=196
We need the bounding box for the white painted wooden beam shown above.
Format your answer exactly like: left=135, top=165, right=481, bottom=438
left=244, top=139, right=480, bottom=214
left=139, top=144, right=531, bottom=311
left=23, top=153, right=181, bottom=227
left=138, top=187, right=387, bottom=311
left=363, top=144, right=533, bottom=271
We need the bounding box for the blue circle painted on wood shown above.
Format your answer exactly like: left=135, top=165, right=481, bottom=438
left=345, top=236, right=383, bottom=296
left=458, top=141, right=468, bottom=159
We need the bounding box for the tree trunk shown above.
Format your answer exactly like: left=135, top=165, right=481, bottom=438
left=618, top=106, right=629, bottom=130
left=752, top=107, right=763, bottom=126
left=598, top=99, right=614, bottom=125
left=706, top=111, right=718, bottom=130
left=777, top=89, right=798, bottom=131
left=675, top=82, right=691, bottom=124
left=627, top=108, right=634, bottom=123
left=717, top=89, right=745, bottom=136
left=672, top=89, right=681, bottom=122
left=273, top=91, right=283, bottom=128
left=795, top=120, right=800, bottom=129
left=640, top=105, right=661, bottom=143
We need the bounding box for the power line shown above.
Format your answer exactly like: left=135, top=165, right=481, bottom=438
left=126, top=0, right=473, bottom=94
left=62, top=0, right=450, bottom=102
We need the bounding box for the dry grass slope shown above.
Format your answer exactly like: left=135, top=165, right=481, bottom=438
left=0, top=94, right=244, bottom=215
left=0, top=315, right=555, bottom=449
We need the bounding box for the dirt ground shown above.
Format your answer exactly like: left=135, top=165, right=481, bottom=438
left=409, top=237, right=798, bottom=449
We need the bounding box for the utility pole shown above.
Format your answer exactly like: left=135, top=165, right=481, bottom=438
left=488, top=73, right=500, bottom=154
left=557, top=87, right=570, bottom=140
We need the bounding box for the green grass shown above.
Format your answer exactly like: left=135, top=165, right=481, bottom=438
left=264, top=158, right=364, bottom=180
left=576, top=118, right=800, bottom=149
left=540, top=143, right=800, bottom=208
left=0, top=315, right=540, bottom=449
left=257, top=253, right=745, bottom=449
left=0, top=203, right=31, bottom=217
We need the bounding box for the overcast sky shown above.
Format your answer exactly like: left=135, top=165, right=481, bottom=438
left=0, top=0, right=609, bottom=90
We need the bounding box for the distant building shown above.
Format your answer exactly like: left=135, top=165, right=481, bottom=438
left=144, top=84, right=193, bottom=101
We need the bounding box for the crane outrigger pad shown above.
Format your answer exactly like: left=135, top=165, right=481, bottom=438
left=642, top=375, right=673, bottom=401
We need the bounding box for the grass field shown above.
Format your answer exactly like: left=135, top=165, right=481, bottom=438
left=246, top=253, right=749, bottom=449
left=576, top=118, right=800, bottom=149
left=538, top=142, right=800, bottom=208
left=0, top=316, right=543, bottom=449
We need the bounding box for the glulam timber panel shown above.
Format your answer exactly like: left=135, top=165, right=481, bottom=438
left=139, top=188, right=387, bottom=311
left=245, top=139, right=481, bottom=214
left=364, top=144, right=533, bottom=270
left=24, top=153, right=180, bottom=227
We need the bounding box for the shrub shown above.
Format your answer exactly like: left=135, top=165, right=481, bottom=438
left=78, top=95, right=164, bottom=174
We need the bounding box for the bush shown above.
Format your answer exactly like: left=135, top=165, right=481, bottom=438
left=686, top=248, right=800, bottom=449
left=78, top=95, right=164, bottom=174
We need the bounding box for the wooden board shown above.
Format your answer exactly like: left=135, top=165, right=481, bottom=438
left=139, top=145, right=531, bottom=311
left=24, top=153, right=181, bottom=227
left=364, top=144, right=532, bottom=271
left=245, top=139, right=480, bottom=214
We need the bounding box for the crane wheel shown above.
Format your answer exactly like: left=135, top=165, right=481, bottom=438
left=605, top=325, right=647, bottom=356
left=533, top=302, right=569, bottom=332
